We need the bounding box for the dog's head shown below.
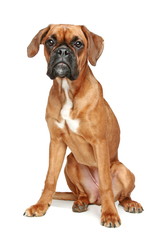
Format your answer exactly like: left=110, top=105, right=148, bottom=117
left=27, top=24, right=104, bottom=80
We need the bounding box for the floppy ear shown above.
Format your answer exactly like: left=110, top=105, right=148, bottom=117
left=81, top=26, right=104, bottom=66
left=27, top=25, right=51, bottom=57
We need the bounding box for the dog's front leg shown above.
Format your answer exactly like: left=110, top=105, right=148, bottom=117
left=24, top=139, right=66, bottom=217
left=93, top=140, right=121, bottom=227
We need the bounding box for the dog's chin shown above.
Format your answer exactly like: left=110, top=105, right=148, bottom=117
left=54, top=63, right=71, bottom=78
left=47, top=63, right=77, bottom=80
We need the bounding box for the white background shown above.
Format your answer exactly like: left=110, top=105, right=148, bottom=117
left=0, top=0, right=160, bottom=239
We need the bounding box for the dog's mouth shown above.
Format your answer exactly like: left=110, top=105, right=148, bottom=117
left=47, top=61, right=73, bottom=79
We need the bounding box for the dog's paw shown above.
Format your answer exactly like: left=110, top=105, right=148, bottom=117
left=101, top=212, right=121, bottom=228
left=119, top=199, right=144, bottom=213
left=23, top=203, right=49, bottom=217
left=72, top=200, right=88, bottom=212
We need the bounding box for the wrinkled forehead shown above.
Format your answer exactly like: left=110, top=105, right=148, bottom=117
left=43, top=24, right=87, bottom=44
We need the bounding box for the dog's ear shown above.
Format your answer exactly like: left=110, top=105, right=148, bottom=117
left=81, top=26, right=104, bottom=66
left=27, top=25, right=51, bottom=57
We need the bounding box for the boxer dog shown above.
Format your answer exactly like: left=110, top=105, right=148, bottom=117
left=24, top=24, right=143, bottom=227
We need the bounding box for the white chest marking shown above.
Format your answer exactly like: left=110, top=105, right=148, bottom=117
left=55, top=79, right=80, bottom=133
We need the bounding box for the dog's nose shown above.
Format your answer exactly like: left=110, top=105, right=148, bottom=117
left=57, top=47, right=70, bottom=57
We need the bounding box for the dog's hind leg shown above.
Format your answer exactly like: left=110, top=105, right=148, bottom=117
left=110, top=160, right=144, bottom=213
left=65, top=153, right=100, bottom=212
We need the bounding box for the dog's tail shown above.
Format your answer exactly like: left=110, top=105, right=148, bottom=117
left=53, top=192, right=77, bottom=201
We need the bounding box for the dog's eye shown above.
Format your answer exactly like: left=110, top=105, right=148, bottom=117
left=74, top=41, right=83, bottom=49
left=46, top=39, right=56, bottom=47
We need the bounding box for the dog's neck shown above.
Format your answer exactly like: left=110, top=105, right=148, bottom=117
left=54, top=65, right=98, bottom=99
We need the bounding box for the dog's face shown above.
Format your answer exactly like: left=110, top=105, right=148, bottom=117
left=27, top=24, right=104, bottom=81
left=43, top=25, right=87, bottom=80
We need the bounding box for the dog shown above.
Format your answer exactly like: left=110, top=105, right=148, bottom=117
left=24, top=24, right=143, bottom=227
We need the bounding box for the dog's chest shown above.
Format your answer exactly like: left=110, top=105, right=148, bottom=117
left=55, top=79, right=80, bottom=133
